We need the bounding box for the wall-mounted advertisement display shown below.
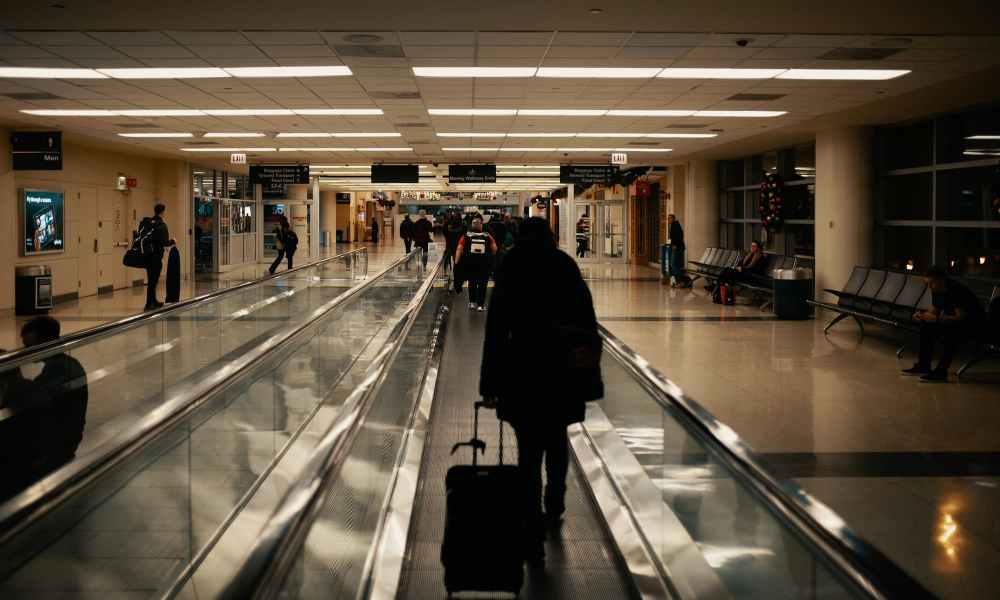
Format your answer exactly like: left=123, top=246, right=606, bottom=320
left=21, top=189, right=65, bottom=255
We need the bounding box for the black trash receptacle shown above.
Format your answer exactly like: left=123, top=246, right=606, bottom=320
left=15, top=265, right=53, bottom=316
left=773, top=267, right=813, bottom=320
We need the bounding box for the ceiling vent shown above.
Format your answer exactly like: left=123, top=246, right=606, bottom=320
left=666, top=123, right=709, bottom=129
left=367, top=91, right=421, bottom=100
left=343, top=33, right=384, bottom=44
left=726, top=93, right=786, bottom=101
left=395, top=122, right=431, bottom=128
left=184, top=141, right=218, bottom=146
left=627, top=141, right=662, bottom=147
left=335, top=45, right=405, bottom=58
left=4, top=92, right=63, bottom=100
left=114, top=122, right=158, bottom=128
left=819, top=47, right=903, bottom=60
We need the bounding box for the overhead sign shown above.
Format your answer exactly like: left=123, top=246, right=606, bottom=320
left=230, top=152, right=247, bottom=165
left=372, top=164, right=419, bottom=183
left=249, top=164, right=310, bottom=195
left=11, top=131, right=62, bottom=171
left=560, top=164, right=619, bottom=185
left=610, top=152, right=628, bottom=165
left=448, top=164, right=496, bottom=184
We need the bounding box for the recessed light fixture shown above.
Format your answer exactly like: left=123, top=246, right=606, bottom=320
left=429, top=109, right=518, bottom=116
left=777, top=69, right=910, bottom=80
left=606, top=109, right=697, bottom=117
left=414, top=67, right=537, bottom=78
left=278, top=147, right=354, bottom=151
left=20, top=108, right=382, bottom=118
left=694, top=110, right=786, bottom=117
left=203, top=132, right=267, bottom=138
left=356, top=147, right=413, bottom=151
left=557, top=147, right=615, bottom=152
left=645, top=133, right=717, bottom=138
left=117, top=132, right=193, bottom=138
left=203, top=109, right=296, bottom=116
left=21, top=109, right=119, bottom=116
left=507, top=133, right=573, bottom=137
left=499, top=147, right=558, bottom=152
left=616, top=147, right=673, bottom=152
left=98, top=68, right=230, bottom=79
left=657, top=68, right=784, bottom=79
left=275, top=132, right=333, bottom=138
left=588, top=7, right=604, bottom=14
left=294, top=108, right=383, bottom=115
left=442, top=147, right=501, bottom=151
left=181, top=147, right=278, bottom=152
left=537, top=67, right=662, bottom=78
left=224, top=66, right=352, bottom=78
left=966, top=135, right=1000, bottom=140
left=118, top=109, right=206, bottom=116
left=436, top=132, right=507, bottom=137
left=518, top=109, right=607, bottom=116
left=0, top=67, right=108, bottom=79
left=331, top=132, right=402, bottom=137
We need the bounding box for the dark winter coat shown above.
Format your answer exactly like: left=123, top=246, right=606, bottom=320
left=480, top=243, right=603, bottom=427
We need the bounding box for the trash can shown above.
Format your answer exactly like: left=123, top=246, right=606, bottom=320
left=660, top=244, right=670, bottom=281
left=15, top=265, right=53, bottom=316
left=772, top=268, right=813, bottom=320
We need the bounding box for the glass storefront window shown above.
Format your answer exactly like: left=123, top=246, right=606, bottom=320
left=881, top=226, right=932, bottom=272
left=936, top=227, right=1000, bottom=278
left=935, top=165, right=1000, bottom=221
left=882, top=172, right=932, bottom=220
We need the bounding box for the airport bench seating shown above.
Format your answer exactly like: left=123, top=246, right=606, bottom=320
left=809, top=267, right=1000, bottom=378
left=688, top=248, right=811, bottom=310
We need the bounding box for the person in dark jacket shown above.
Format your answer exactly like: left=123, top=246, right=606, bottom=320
left=480, top=217, right=603, bottom=566
left=399, top=214, right=414, bottom=253
left=443, top=213, right=466, bottom=273
left=902, top=265, right=985, bottom=382
left=718, top=240, right=765, bottom=288
left=412, top=210, right=433, bottom=266
left=0, top=317, right=88, bottom=500
left=370, top=217, right=380, bottom=245
left=666, top=214, right=691, bottom=287
left=269, top=216, right=298, bottom=274
left=455, top=218, right=497, bottom=311
left=142, top=203, right=176, bottom=310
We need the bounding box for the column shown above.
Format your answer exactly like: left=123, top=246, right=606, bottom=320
left=683, top=159, right=719, bottom=266
left=815, top=127, right=874, bottom=302
left=310, top=177, right=320, bottom=258
left=320, top=190, right=337, bottom=248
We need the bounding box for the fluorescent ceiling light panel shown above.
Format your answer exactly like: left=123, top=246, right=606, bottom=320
left=499, top=147, right=557, bottom=152
left=355, top=147, right=413, bottom=151
left=99, top=67, right=230, bottom=79
left=536, top=67, right=662, bottom=78
left=294, top=108, right=384, bottom=115
left=279, top=147, right=354, bottom=151
left=20, top=109, right=118, bottom=116
left=0, top=67, right=107, bottom=79
left=276, top=132, right=332, bottom=138
left=517, top=109, right=606, bottom=116
left=778, top=69, right=910, bottom=80
left=498, top=172, right=560, bottom=176
left=606, top=109, right=697, bottom=117
left=615, top=147, right=672, bottom=152
left=658, top=68, right=784, bottom=79
left=436, top=133, right=507, bottom=137
left=331, top=132, right=402, bottom=137
left=442, top=147, right=500, bottom=151
left=203, top=132, right=267, bottom=138
left=310, top=165, right=372, bottom=169
left=429, top=109, right=518, bottom=116
left=496, top=164, right=560, bottom=169
left=204, top=109, right=296, bottom=116
left=225, top=66, right=352, bottom=78
left=575, top=133, right=640, bottom=138
left=181, top=147, right=277, bottom=152
left=646, top=133, right=718, bottom=138
left=414, top=67, right=537, bottom=78
left=117, top=132, right=193, bottom=138
left=507, top=133, right=573, bottom=137
left=694, top=110, right=786, bottom=117
left=118, top=109, right=206, bottom=116
left=557, top=147, right=614, bottom=152
left=966, top=135, right=1000, bottom=140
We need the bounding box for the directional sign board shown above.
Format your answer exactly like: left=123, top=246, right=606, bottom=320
left=559, top=164, right=619, bottom=185
left=448, top=164, right=496, bottom=183
left=249, top=164, right=310, bottom=195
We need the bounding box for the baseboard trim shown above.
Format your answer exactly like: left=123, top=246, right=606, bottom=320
left=98, top=285, right=114, bottom=295
left=132, top=279, right=146, bottom=287
left=53, top=292, right=79, bottom=304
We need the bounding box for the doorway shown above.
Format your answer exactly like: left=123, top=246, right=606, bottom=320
left=574, top=202, right=626, bottom=262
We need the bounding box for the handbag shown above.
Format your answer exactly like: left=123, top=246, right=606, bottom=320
left=122, top=248, right=147, bottom=269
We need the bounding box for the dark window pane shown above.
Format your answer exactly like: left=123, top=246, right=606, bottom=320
left=722, top=191, right=744, bottom=219
left=935, top=106, right=1000, bottom=165
left=721, top=222, right=745, bottom=250
left=749, top=189, right=761, bottom=218
left=936, top=227, right=1000, bottom=278
left=792, top=144, right=816, bottom=181
left=882, top=173, right=932, bottom=220
left=721, top=160, right=743, bottom=189
left=879, top=120, right=933, bottom=171
left=748, top=156, right=764, bottom=185
left=880, top=226, right=932, bottom=271
left=785, top=182, right=815, bottom=220
left=935, top=165, right=1000, bottom=221
left=784, top=224, right=815, bottom=257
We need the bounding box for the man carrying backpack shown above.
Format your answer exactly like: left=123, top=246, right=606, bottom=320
left=269, top=216, right=298, bottom=274
left=138, top=203, right=175, bottom=311
left=455, top=218, right=497, bottom=312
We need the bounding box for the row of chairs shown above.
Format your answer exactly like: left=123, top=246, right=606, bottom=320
left=686, top=247, right=813, bottom=309
left=809, top=266, right=1000, bottom=378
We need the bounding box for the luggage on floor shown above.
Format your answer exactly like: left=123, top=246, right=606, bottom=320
left=721, top=283, right=735, bottom=306
left=165, top=247, right=181, bottom=303
left=441, top=401, right=523, bottom=595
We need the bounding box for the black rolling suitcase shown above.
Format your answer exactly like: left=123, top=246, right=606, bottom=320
left=442, top=401, right=523, bottom=596
left=165, top=247, right=181, bottom=303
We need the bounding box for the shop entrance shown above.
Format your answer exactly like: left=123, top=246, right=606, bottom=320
left=574, top=202, right=626, bottom=262
left=263, top=201, right=312, bottom=260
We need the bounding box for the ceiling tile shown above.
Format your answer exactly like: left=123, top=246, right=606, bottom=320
left=320, top=31, right=401, bottom=46
left=165, top=31, right=250, bottom=45
left=74, top=58, right=146, bottom=68
left=119, top=45, right=196, bottom=59
left=140, top=58, right=214, bottom=68
left=0, top=33, right=28, bottom=45
left=553, top=32, right=630, bottom=46
left=701, top=33, right=784, bottom=47
left=88, top=31, right=177, bottom=46
left=546, top=46, right=619, bottom=59
left=477, top=32, right=554, bottom=46
left=772, top=34, right=862, bottom=48
left=477, top=46, right=547, bottom=58
left=683, top=46, right=758, bottom=59
left=405, top=46, right=475, bottom=58
left=400, top=32, right=476, bottom=46
left=0, top=57, right=74, bottom=67
left=46, top=45, right=130, bottom=59
left=243, top=31, right=326, bottom=45
left=475, top=58, right=540, bottom=67
left=261, top=45, right=335, bottom=58
left=618, top=46, right=689, bottom=59
left=189, top=45, right=266, bottom=59
left=0, top=45, right=58, bottom=59
left=752, top=47, right=827, bottom=60
left=11, top=31, right=101, bottom=46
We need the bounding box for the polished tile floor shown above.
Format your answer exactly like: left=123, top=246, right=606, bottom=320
left=584, top=261, right=1000, bottom=599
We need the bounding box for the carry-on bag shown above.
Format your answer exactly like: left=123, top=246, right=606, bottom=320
left=165, top=247, right=181, bottom=303
left=441, top=401, right=523, bottom=596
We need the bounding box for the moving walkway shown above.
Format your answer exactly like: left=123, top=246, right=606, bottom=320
left=0, top=248, right=934, bottom=599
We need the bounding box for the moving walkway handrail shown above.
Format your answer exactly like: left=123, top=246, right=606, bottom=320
left=0, top=247, right=368, bottom=367
left=0, top=248, right=401, bottom=546
left=596, top=324, right=935, bottom=600
left=218, top=257, right=444, bottom=600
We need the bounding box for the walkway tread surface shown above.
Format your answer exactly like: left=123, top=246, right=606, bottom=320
left=396, top=294, right=639, bottom=600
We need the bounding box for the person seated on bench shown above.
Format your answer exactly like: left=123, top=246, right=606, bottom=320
left=718, top=240, right=765, bottom=287
left=902, top=265, right=985, bottom=383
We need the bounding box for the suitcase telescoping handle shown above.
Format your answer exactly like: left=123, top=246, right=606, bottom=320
left=449, top=400, right=505, bottom=467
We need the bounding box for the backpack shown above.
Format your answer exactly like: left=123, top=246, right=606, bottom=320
left=463, top=233, right=491, bottom=265
left=284, top=229, right=299, bottom=250
left=123, top=218, right=158, bottom=268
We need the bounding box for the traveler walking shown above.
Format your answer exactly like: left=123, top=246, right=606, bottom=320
left=400, top=213, right=414, bottom=253
left=138, top=203, right=175, bottom=311
left=371, top=217, right=380, bottom=245
left=443, top=213, right=466, bottom=273
left=479, top=217, right=603, bottom=566
left=412, top=210, right=433, bottom=266
left=455, top=218, right=497, bottom=311
left=666, top=214, right=691, bottom=287
left=902, top=265, right=985, bottom=382
left=269, top=216, right=298, bottom=274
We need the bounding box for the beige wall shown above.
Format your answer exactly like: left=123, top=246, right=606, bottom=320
left=684, top=160, right=719, bottom=265
left=0, top=128, right=190, bottom=310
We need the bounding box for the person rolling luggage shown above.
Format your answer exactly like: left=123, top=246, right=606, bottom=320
left=165, top=247, right=181, bottom=303
left=441, top=401, right=523, bottom=596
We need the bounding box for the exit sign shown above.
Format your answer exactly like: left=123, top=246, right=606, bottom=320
left=610, top=152, right=627, bottom=165
left=230, top=153, right=247, bottom=165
